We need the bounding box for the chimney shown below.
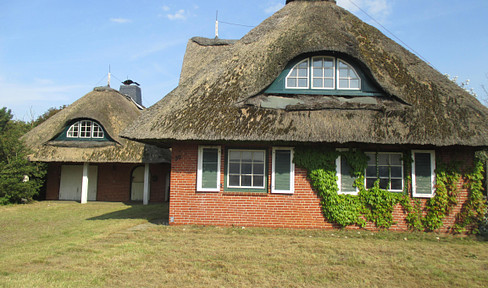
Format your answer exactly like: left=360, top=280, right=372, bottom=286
left=286, top=0, right=336, bottom=4
left=119, top=81, right=142, bottom=106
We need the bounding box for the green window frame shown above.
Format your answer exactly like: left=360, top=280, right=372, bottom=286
left=365, top=152, right=404, bottom=192
left=197, top=146, right=221, bottom=192
left=272, top=147, right=295, bottom=194
left=412, top=150, right=436, bottom=198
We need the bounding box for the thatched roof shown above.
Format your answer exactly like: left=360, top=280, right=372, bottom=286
left=122, top=0, right=488, bottom=148
left=22, top=86, right=170, bottom=163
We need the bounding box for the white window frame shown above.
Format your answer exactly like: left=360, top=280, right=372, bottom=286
left=271, top=147, right=295, bottom=194
left=227, top=149, right=266, bottom=189
left=412, top=150, right=436, bottom=198
left=285, top=59, right=309, bottom=89
left=336, top=149, right=359, bottom=195
left=365, top=152, right=404, bottom=193
left=311, top=56, right=335, bottom=90
left=337, top=59, right=361, bottom=90
left=66, top=120, right=105, bottom=139
left=197, top=146, right=221, bottom=192
left=285, top=57, right=362, bottom=91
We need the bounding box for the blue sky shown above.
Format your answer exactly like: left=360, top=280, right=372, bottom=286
left=1, top=0, right=487, bottom=120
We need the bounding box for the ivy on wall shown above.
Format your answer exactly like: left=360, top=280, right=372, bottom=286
left=293, top=147, right=487, bottom=233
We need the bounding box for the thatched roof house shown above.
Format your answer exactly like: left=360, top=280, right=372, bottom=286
left=23, top=85, right=170, bottom=204
left=122, top=0, right=488, bottom=231
left=122, top=1, right=488, bottom=148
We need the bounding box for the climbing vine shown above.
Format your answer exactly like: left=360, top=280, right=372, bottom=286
left=294, top=147, right=487, bottom=233
left=453, top=160, right=487, bottom=233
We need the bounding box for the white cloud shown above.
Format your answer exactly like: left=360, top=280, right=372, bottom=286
left=162, top=5, right=170, bottom=12
left=265, top=2, right=284, bottom=14
left=110, top=18, right=132, bottom=24
left=167, top=9, right=187, bottom=21
left=336, top=0, right=391, bottom=21
left=131, top=40, right=184, bottom=60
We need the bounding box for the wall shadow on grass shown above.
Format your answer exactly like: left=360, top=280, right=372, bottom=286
left=87, top=202, right=169, bottom=225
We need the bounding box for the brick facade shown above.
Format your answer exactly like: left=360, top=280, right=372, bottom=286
left=169, top=143, right=475, bottom=232
left=45, top=162, right=170, bottom=202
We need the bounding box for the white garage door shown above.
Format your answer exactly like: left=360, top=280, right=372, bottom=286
left=59, top=165, right=98, bottom=201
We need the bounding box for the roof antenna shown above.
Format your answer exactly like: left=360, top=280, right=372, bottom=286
left=108, top=65, right=111, bottom=87
left=215, top=10, right=219, bottom=38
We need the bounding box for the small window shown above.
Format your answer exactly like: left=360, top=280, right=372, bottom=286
left=286, top=59, right=309, bottom=89
left=285, top=57, right=361, bottom=91
left=272, top=147, right=295, bottom=194
left=337, top=60, right=360, bottom=89
left=197, top=146, right=221, bottom=192
left=227, top=149, right=266, bottom=189
left=66, top=120, right=105, bottom=139
left=412, top=150, right=436, bottom=198
left=365, top=152, right=403, bottom=192
left=336, top=153, right=358, bottom=195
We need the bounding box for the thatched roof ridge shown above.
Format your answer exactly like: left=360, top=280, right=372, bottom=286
left=122, top=1, right=488, bottom=147
left=22, top=86, right=170, bottom=163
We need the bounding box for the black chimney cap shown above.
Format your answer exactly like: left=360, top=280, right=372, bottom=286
left=286, top=0, right=336, bottom=4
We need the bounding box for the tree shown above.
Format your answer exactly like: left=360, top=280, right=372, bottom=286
left=0, top=107, right=46, bottom=204
left=29, top=105, right=66, bottom=128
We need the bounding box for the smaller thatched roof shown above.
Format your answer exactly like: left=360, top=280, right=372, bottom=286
left=22, top=86, right=170, bottom=163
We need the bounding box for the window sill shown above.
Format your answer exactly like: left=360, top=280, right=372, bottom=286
left=223, top=191, right=268, bottom=197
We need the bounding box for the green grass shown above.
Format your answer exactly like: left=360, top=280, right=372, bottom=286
left=1, top=202, right=487, bottom=287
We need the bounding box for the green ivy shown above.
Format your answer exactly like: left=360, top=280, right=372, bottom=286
left=294, top=148, right=404, bottom=229
left=294, top=147, right=484, bottom=233
left=454, top=160, right=487, bottom=233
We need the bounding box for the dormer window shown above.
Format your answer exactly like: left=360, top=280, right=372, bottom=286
left=265, top=53, right=383, bottom=97
left=67, top=120, right=105, bottom=139
left=286, top=57, right=360, bottom=90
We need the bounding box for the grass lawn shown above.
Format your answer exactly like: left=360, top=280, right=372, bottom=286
left=0, top=201, right=487, bottom=287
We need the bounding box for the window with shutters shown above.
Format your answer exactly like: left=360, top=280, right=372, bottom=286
left=336, top=154, right=358, bottom=195
left=272, top=147, right=295, bottom=194
left=412, top=150, right=436, bottom=198
left=197, top=146, right=221, bottom=192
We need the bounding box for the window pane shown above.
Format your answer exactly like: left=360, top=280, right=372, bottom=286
left=379, top=179, right=389, bottom=190
left=366, top=153, right=376, bottom=165
left=253, top=176, right=264, bottom=187
left=391, top=166, right=402, bottom=178
left=254, top=163, right=264, bottom=175
left=313, top=68, right=323, bottom=77
left=378, top=154, right=388, bottom=165
left=287, top=78, right=297, bottom=87
left=229, top=151, right=241, bottom=161
left=379, top=166, right=389, bottom=178
left=229, top=175, right=240, bottom=186
left=298, top=61, right=308, bottom=69
left=391, top=179, right=402, bottom=190
left=350, top=80, right=359, bottom=89
left=253, top=151, right=265, bottom=162
left=298, top=78, right=308, bottom=87
left=366, top=178, right=376, bottom=189
left=325, top=79, right=334, bottom=88
left=414, top=152, right=433, bottom=194
left=390, top=154, right=402, bottom=165
left=242, top=163, right=252, bottom=174
left=290, top=68, right=297, bottom=77
left=242, top=151, right=252, bottom=162
left=242, top=176, right=252, bottom=187
left=229, top=163, right=240, bottom=174
left=324, top=59, right=334, bottom=68
left=339, top=68, right=348, bottom=78
left=366, top=166, right=376, bottom=177
left=339, top=79, right=348, bottom=88
left=313, top=78, right=323, bottom=88
left=324, top=68, right=334, bottom=78
left=298, top=68, right=307, bottom=77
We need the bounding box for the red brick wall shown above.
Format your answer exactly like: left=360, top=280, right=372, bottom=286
left=45, top=162, right=169, bottom=202
left=169, top=143, right=475, bottom=232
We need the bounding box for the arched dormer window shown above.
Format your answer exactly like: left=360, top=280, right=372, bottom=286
left=265, top=53, right=383, bottom=97
left=286, top=57, right=360, bottom=90
left=67, top=120, right=104, bottom=139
